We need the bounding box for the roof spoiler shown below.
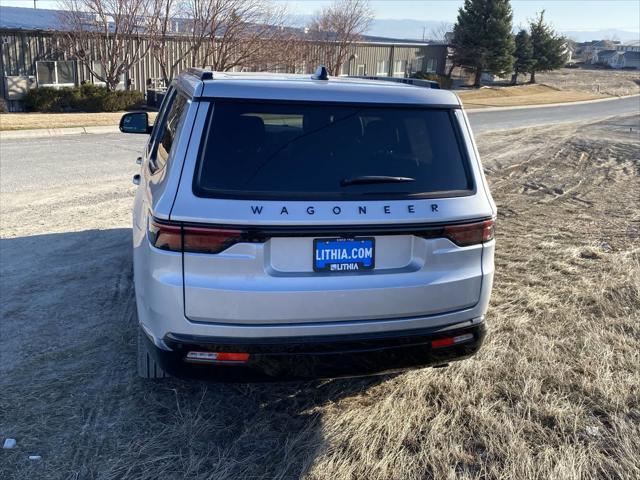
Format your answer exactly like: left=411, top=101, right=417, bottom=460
left=311, top=65, right=329, bottom=80
left=186, top=67, right=214, bottom=81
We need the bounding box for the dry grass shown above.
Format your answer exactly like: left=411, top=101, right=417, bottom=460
left=458, top=84, right=607, bottom=109
left=537, top=68, right=640, bottom=97
left=0, top=112, right=158, bottom=131
left=1, top=116, right=639, bottom=479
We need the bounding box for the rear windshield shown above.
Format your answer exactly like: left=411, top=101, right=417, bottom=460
left=194, top=101, right=473, bottom=199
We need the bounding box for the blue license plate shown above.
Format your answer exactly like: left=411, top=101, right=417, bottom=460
left=313, top=237, right=375, bottom=272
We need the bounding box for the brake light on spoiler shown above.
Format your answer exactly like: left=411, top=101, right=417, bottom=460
left=148, top=216, right=495, bottom=253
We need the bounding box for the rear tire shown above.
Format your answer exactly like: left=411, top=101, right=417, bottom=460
left=137, top=328, right=168, bottom=379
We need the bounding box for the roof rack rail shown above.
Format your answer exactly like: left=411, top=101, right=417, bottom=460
left=311, top=65, right=329, bottom=80
left=186, top=67, right=214, bottom=81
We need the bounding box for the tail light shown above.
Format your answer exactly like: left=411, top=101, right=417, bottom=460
left=148, top=217, right=245, bottom=254
left=148, top=215, right=495, bottom=254
left=182, top=226, right=244, bottom=254
left=443, top=218, right=495, bottom=246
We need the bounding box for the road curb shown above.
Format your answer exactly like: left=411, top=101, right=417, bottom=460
left=464, top=93, right=640, bottom=112
left=1, top=125, right=119, bottom=140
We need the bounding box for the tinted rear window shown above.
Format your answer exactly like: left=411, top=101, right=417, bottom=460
left=194, top=101, right=473, bottom=199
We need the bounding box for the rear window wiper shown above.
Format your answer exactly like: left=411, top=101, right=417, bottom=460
left=340, top=176, right=416, bottom=187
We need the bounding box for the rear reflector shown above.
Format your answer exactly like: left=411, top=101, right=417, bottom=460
left=432, top=333, right=474, bottom=349
left=186, top=351, right=250, bottom=363
left=443, top=219, right=495, bottom=246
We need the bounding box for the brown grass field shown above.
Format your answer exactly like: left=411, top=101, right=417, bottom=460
left=537, top=68, right=640, bottom=97
left=457, top=84, right=607, bottom=108
left=1, top=115, right=639, bottom=479
left=0, top=112, right=158, bottom=131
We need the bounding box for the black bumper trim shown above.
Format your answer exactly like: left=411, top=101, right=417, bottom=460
left=147, top=322, right=486, bottom=381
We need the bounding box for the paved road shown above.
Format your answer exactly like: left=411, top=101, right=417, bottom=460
left=0, top=132, right=145, bottom=195
left=467, top=95, right=640, bottom=133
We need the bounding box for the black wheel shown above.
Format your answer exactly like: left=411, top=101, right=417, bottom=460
left=137, top=328, right=168, bottom=379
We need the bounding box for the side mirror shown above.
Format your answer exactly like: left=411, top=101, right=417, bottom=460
left=120, top=112, right=151, bottom=134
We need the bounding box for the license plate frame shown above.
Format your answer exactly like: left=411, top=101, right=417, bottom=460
left=313, top=237, right=375, bottom=273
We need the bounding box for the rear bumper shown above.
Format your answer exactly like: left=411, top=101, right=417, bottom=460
left=144, top=321, right=486, bottom=381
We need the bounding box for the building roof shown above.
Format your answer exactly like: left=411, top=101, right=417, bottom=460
left=178, top=70, right=461, bottom=106
left=0, top=6, right=64, bottom=31
left=597, top=49, right=618, bottom=58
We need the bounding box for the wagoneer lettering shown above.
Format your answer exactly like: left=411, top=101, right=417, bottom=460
left=125, top=67, right=496, bottom=381
left=249, top=203, right=440, bottom=217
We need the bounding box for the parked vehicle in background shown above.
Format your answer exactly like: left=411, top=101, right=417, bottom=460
left=120, top=67, right=496, bottom=381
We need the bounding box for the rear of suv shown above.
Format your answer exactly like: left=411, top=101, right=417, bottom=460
left=121, top=68, right=496, bottom=380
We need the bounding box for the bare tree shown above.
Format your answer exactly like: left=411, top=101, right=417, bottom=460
left=273, top=36, right=315, bottom=73
left=307, top=0, right=374, bottom=76
left=59, top=0, right=156, bottom=90
left=199, top=0, right=292, bottom=72
left=428, top=21, right=451, bottom=43
left=147, top=0, right=219, bottom=85
left=147, top=0, right=181, bottom=86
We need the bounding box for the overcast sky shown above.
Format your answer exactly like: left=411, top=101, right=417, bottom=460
left=1, top=0, right=639, bottom=33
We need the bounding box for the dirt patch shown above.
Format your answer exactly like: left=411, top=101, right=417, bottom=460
left=1, top=117, right=639, bottom=479
left=458, top=83, right=607, bottom=108
left=537, top=68, right=640, bottom=97
left=0, top=112, right=158, bottom=131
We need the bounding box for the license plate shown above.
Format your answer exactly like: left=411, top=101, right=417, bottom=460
left=313, top=237, right=375, bottom=272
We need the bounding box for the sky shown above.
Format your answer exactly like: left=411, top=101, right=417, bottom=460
left=279, top=0, right=640, bottom=32
left=1, top=0, right=639, bottom=33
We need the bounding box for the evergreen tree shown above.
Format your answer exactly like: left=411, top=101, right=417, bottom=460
left=529, top=11, right=567, bottom=83
left=512, top=29, right=534, bottom=84
left=452, top=0, right=515, bottom=87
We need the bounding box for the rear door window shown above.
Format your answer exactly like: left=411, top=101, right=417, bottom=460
left=147, top=93, right=189, bottom=173
left=194, top=101, right=472, bottom=199
left=155, top=94, right=189, bottom=171
left=147, top=87, right=175, bottom=158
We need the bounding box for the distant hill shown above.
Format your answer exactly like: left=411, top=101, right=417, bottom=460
left=287, top=15, right=450, bottom=41
left=289, top=16, right=639, bottom=44
left=560, top=29, right=640, bottom=43
left=368, top=19, right=451, bottom=41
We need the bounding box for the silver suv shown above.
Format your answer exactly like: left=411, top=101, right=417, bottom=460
left=120, top=68, right=496, bottom=380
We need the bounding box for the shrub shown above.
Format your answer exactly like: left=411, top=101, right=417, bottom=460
left=0, top=97, right=7, bottom=113
left=411, top=71, right=453, bottom=89
left=24, top=87, right=74, bottom=112
left=24, top=85, right=144, bottom=112
left=100, top=90, right=144, bottom=112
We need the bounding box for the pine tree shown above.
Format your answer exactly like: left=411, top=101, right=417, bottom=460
left=452, top=0, right=515, bottom=87
left=512, top=29, right=534, bottom=84
left=529, top=11, right=567, bottom=83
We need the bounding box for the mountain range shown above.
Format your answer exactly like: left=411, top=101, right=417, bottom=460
left=290, top=16, right=640, bottom=44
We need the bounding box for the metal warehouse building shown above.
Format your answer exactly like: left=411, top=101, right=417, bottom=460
left=0, top=6, right=449, bottom=109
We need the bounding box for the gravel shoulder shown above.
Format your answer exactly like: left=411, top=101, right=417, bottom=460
left=1, top=118, right=639, bottom=479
